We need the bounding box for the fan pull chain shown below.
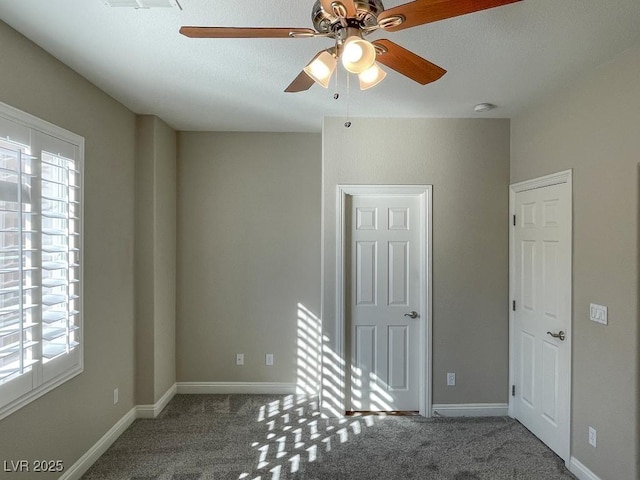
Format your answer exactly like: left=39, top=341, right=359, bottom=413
left=333, top=36, right=341, bottom=101
left=333, top=60, right=340, bottom=100
left=344, top=72, right=351, bottom=128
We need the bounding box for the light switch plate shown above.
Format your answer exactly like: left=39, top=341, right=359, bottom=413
left=588, top=426, right=597, bottom=447
left=589, top=304, right=608, bottom=325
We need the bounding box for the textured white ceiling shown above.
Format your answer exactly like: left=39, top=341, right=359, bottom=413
left=0, top=0, right=639, bottom=132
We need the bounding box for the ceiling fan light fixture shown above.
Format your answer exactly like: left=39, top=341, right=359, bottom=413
left=303, top=51, right=337, bottom=88
left=358, top=63, right=386, bottom=90
left=341, top=36, right=376, bottom=74
left=474, top=103, right=497, bottom=113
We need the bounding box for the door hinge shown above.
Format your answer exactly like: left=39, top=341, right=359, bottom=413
left=512, top=300, right=516, bottom=311
left=512, top=215, right=516, bottom=226
left=512, top=385, right=516, bottom=397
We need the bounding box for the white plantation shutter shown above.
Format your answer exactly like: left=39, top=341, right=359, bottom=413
left=0, top=144, right=38, bottom=405
left=0, top=103, right=83, bottom=419
left=40, top=143, right=82, bottom=382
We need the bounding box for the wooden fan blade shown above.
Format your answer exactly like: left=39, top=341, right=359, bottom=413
left=378, top=0, right=522, bottom=32
left=373, top=39, right=446, bottom=85
left=179, top=27, right=316, bottom=38
left=285, top=71, right=315, bottom=93
left=320, top=0, right=357, bottom=18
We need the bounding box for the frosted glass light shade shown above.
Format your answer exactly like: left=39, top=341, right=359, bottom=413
left=358, top=63, right=386, bottom=90
left=341, top=36, right=376, bottom=74
left=303, top=51, right=337, bottom=88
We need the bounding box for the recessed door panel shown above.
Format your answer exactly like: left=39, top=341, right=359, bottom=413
left=521, top=241, right=535, bottom=312
left=543, top=200, right=559, bottom=228
left=356, top=241, right=377, bottom=306
left=388, top=208, right=409, bottom=230
left=543, top=241, right=559, bottom=320
left=388, top=241, right=409, bottom=306
left=522, top=202, right=536, bottom=228
left=354, top=325, right=376, bottom=410
left=541, top=341, right=559, bottom=426
left=355, top=326, right=376, bottom=382
left=521, top=331, right=535, bottom=408
left=357, top=207, right=377, bottom=230
left=388, top=326, right=409, bottom=390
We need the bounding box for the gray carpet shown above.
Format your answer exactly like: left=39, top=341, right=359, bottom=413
left=82, top=394, right=577, bottom=480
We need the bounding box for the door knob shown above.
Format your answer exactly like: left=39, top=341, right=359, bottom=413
left=404, top=311, right=419, bottom=319
left=546, top=330, right=566, bottom=341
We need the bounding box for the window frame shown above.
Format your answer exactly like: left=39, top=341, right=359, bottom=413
left=0, top=101, right=84, bottom=421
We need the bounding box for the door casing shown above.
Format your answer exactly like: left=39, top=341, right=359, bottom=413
left=508, top=169, right=573, bottom=462
left=336, top=185, right=432, bottom=416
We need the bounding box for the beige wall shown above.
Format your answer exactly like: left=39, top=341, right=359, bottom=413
left=176, top=132, right=321, bottom=383
left=135, top=116, right=155, bottom=405
left=511, top=43, right=640, bottom=480
left=0, top=21, right=137, bottom=478
left=135, top=115, right=177, bottom=404
left=153, top=118, right=177, bottom=400
left=322, top=117, right=511, bottom=408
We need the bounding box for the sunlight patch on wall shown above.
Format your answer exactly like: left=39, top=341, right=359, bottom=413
left=296, top=303, right=322, bottom=395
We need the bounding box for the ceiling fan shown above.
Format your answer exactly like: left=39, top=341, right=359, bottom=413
left=180, top=0, right=522, bottom=92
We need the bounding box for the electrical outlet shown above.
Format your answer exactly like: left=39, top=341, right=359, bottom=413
left=447, top=372, right=456, bottom=386
left=589, top=426, right=597, bottom=447
left=265, top=353, right=274, bottom=366
left=236, top=353, right=244, bottom=366
left=113, top=388, right=119, bottom=405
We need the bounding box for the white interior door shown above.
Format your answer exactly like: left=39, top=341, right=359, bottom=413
left=511, top=175, right=572, bottom=461
left=347, top=194, right=422, bottom=412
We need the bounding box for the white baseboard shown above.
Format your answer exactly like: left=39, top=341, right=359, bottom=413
left=58, top=407, right=137, bottom=480
left=569, top=457, right=602, bottom=480
left=176, top=381, right=296, bottom=395
left=136, top=383, right=177, bottom=418
left=432, top=403, right=509, bottom=417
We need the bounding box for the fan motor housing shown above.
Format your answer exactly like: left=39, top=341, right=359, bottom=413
left=312, top=0, right=385, bottom=34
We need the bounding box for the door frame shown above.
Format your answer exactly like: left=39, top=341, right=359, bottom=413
left=508, top=169, right=573, bottom=461
left=336, top=185, right=432, bottom=416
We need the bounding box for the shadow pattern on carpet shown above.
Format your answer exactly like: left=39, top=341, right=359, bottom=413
left=82, top=394, right=576, bottom=480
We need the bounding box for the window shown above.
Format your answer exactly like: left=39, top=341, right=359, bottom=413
left=0, top=102, right=83, bottom=420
